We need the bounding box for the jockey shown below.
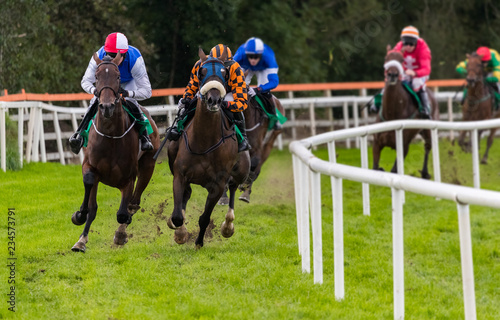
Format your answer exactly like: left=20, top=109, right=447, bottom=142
left=393, top=26, right=432, bottom=119
left=69, top=32, right=153, bottom=154
left=167, top=44, right=250, bottom=152
left=233, top=37, right=282, bottom=129
left=456, top=46, right=500, bottom=93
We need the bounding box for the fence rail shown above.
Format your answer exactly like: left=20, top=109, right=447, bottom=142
left=0, top=89, right=467, bottom=172
left=289, top=118, right=500, bottom=320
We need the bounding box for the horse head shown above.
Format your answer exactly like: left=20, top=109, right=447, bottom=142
left=465, top=53, right=485, bottom=88
left=384, top=45, right=405, bottom=86
left=93, top=53, right=122, bottom=118
left=198, top=47, right=228, bottom=112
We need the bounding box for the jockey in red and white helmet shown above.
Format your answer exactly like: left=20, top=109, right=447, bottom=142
left=69, top=32, right=154, bottom=154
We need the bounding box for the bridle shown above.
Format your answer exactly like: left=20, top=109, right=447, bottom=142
left=95, top=60, right=121, bottom=104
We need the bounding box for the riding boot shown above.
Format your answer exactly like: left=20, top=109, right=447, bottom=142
left=233, top=112, right=251, bottom=152
left=417, top=89, right=431, bottom=119
left=124, top=98, right=153, bottom=151
left=69, top=98, right=99, bottom=154
left=167, top=98, right=197, bottom=141
left=262, top=92, right=282, bottom=130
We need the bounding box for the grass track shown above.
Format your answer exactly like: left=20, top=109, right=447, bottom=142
left=0, top=139, right=499, bottom=319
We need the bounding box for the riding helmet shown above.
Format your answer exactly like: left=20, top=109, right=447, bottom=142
left=476, top=47, right=492, bottom=61
left=104, top=32, right=129, bottom=54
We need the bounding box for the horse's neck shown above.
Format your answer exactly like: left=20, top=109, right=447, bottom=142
left=467, top=81, right=487, bottom=98
left=383, top=82, right=413, bottom=119
left=190, top=102, right=224, bottom=144
left=95, top=106, right=128, bottom=134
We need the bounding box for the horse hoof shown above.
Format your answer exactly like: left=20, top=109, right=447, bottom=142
left=238, top=195, right=250, bottom=203
left=71, top=242, right=86, bottom=253
left=71, top=211, right=87, bottom=226
left=221, top=221, right=235, bottom=238
left=114, top=225, right=128, bottom=245
left=128, top=204, right=140, bottom=215
left=174, top=225, right=188, bottom=244
left=481, top=159, right=488, bottom=165
left=218, top=196, right=229, bottom=206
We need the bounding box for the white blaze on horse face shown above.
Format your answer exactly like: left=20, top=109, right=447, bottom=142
left=106, top=68, right=109, bottom=73
left=384, top=60, right=405, bottom=80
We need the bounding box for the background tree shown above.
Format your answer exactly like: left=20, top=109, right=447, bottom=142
left=1, top=0, right=500, bottom=98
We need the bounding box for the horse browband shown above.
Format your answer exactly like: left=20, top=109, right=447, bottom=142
left=96, top=61, right=121, bottom=99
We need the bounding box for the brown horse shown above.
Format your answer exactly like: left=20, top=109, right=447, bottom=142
left=372, top=47, right=438, bottom=178
left=458, top=52, right=499, bottom=164
left=71, top=53, right=160, bottom=252
left=219, top=95, right=284, bottom=204
left=167, top=48, right=250, bottom=248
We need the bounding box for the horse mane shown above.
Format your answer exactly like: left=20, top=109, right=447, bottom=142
left=102, top=55, right=113, bottom=62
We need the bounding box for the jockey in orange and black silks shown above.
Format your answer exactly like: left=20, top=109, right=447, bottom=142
left=183, top=44, right=248, bottom=113
left=167, top=44, right=251, bottom=152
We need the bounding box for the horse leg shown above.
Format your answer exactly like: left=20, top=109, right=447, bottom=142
left=221, top=181, right=237, bottom=238
left=217, top=184, right=230, bottom=206
left=112, top=181, right=135, bottom=246
left=390, top=142, right=411, bottom=174
left=372, top=139, right=385, bottom=171
left=481, top=129, right=496, bottom=164
left=72, top=172, right=99, bottom=253
left=196, top=183, right=225, bottom=249
left=72, top=169, right=94, bottom=226
left=419, top=129, right=432, bottom=179
left=168, top=176, right=189, bottom=244
left=239, top=155, right=260, bottom=203
left=129, top=152, right=156, bottom=214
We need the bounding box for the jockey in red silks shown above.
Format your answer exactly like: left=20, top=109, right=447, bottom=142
left=393, top=25, right=432, bottom=119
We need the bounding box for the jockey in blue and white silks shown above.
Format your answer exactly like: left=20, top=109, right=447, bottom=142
left=233, top=37, right=279, bottom=96
left=70, top=32, right=153, bottom=154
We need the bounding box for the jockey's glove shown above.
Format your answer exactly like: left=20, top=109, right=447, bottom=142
left=119, top=87, right=129, bottom=98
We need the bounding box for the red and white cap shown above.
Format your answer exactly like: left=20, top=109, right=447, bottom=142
left=104, top=32, right=128, bottom=53
left=400, top=26, right=419, bottom=39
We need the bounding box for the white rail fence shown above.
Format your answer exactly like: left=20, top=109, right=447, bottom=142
left=0, top=91, right=463, bottom=172
left=289, top=118, right=500, bottom=320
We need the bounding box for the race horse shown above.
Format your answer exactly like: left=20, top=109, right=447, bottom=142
left=167, top=47, right=250, bottom=248
left=219, top=94, right=284, bottom=204
left=372, top=46, right=438, bottom=178
left=71, top=53, right=160, bottom=252
left=458, top=52, right=499, bottom=164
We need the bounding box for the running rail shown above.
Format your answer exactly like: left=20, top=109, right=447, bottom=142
left=289, top=118, right=500, bottom=320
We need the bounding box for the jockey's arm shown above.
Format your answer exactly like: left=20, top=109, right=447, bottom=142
left=81, top=54, right=98, bottom=95
left=227, top=64, right=248, bottom=112
left=258, top=52, right=279, bottom=92
left=183, top=61, right=201, bottom=100
left=414, top=48, right=431, bottom=78
left=486, top=53, right=500, bottom=82
left=129, top=56, right=152, bottom=100
left=456, top=60, right=467, bottom=76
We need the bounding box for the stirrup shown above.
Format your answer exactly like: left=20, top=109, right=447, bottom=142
left=166, top=127, right=181, bottom=141
left=69, top=132, right=84, bottom=154
left=140, top=135, right=153, bottom=151
left=238, top=139, right=251, bottom=152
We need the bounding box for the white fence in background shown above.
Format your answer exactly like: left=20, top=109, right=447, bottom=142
left=289, top=118, right=500, bottom=320
left=0, top=91, right=464, bottom=172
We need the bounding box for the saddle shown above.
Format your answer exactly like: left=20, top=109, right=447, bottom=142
left=252, top=92, right=287, bottom=130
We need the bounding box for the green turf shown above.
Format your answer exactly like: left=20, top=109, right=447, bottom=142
left=0, top=139, right=499, bottom=319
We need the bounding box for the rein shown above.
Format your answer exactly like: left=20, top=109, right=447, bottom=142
left=92, top=117, right=136, bottom=139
